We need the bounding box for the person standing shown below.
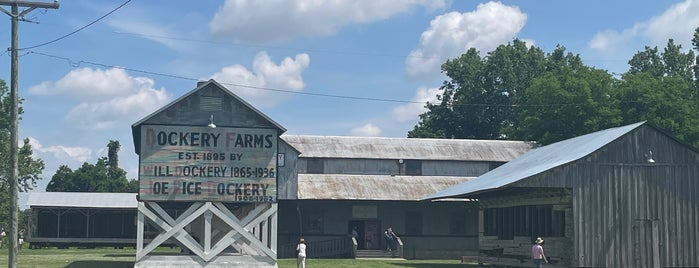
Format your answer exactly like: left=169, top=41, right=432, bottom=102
left=384, top=227, right=395, bottom=251
left=0, top=226, right=5, bottom=249
left=531, top=237, right=548, bottom=268
left=351, top=226, right=358, bottom=240
left=296, top=238, right=307, bottom=268
left=18, top=229, right=24, bottom=250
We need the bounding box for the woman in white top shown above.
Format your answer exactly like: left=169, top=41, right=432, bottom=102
left=296, top=238, right=307, bottom=268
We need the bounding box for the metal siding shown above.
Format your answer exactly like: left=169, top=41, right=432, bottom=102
left=297, top=174, right=473, bottom=200
left=323, top=158, right=398, bottom=175
left=421, top=161, right=490, bottom=177
left=556, top=125, right=699, bottom=267
left=277, top=141, right=299, bottom=200
left=281, top=135, right=533, bottom=162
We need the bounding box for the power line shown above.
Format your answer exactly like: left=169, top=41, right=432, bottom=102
left=18, top=0, right=131, bottom=51
left=113, top=31, right=441, bottom=60
left=26, top=50, right=627, bottom=108
left=112, top=31, right=639, bottom=65
left=27, top=50, right=423, bottom=104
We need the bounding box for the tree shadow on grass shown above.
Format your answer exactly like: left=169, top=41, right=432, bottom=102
left=64, top=261, right=134, bottom=268
left=103, top=253, right=136, bottom=257
left=386, top=263, right=484, bottom=268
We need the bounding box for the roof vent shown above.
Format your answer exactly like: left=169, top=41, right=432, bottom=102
left=200, top=96, right=222, bottom=111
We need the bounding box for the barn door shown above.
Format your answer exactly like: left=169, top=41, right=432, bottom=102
left=633, top=219, right=659, bottom=268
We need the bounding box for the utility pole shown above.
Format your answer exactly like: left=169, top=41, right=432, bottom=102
left=0, top=1, right=59, bottom=268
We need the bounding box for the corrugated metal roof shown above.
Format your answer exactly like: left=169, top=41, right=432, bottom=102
left=424, top=121, right=646, bottom=200
left=27, top=192, right=137, bottom=208
left=281, top=135, right=534, bottom=162
left=297, top=174, right=474, bottom=201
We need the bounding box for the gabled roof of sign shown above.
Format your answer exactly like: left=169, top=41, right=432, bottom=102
left=132, top=79, right=285, bottom=131
left=423, top=121, right=647, bottom=200
left=131, top=79, right=285, bottom=154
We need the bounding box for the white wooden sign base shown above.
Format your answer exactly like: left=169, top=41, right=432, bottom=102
left=135, top=201, right=278, bottom=268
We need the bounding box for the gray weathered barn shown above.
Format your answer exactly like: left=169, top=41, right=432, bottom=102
left=276, top=135, right=534, bottom=259
left=426, top=121, right=699, bottom=267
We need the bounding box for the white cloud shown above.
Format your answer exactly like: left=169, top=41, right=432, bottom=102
left=209, top=51, right=310, bottom=107
left=28, top=137, right=92, bottom=163
left=29, top=68, right=170, bottom=130
left=589, top=0, right=699, bottom=51
left=406, top=2, right=527, bottom=79
left=351, top=123, right=382, bottom=136
left=589, top=24, right=644, bottom=51
left=209, top=0, right=446, bottom=43
left=645, top=0, right=699, bottom=47
left=391, top=87, right=441, bottom=122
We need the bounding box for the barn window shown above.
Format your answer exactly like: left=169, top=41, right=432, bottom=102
left=305, top=211, right=324, bottom=234
left=483, top=205, right=564, bottom=240
left=405, top=160, right=422, bottom=175
left=483, top=208, right=497, bottom=236
left=405, top=211, right=422, bottom=234
left=307, top=158, right=324, bottom=174
left=552, top=210, right=565, bottom=237
left=449, top=214, right=467, bottom=235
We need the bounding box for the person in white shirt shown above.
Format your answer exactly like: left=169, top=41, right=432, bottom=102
left=296, top=238, right=307, bottom=268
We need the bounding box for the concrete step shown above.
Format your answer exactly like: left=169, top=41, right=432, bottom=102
left=355, top=249, right=401, bottom=259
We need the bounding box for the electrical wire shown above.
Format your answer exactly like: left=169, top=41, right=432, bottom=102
left=113, top=31, right=440, bottom=60
left=27, top=50, right=423, bottom=104
left=26, top=50, right=624, bottom=108
left=18, top=0, right=132, bottom=51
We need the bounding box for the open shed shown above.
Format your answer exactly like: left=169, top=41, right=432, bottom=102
left=425, top=122, right=699, bottom=267
left=26, top=192, right=138, bottom=248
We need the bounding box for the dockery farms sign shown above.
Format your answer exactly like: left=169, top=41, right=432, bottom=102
left=138, top=125, right=277, bottom=202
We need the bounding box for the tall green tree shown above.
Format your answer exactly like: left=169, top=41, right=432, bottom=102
left=46, top=140, right=137, bottom=192
left=409, top=39, right=547, bottom=139
left=516, top=59, right=621, bottom=145
left=619, top=30, right=699, bottom=149
left=410, top=28, right=699, bottom=150
left=0, top=80, right=45, bottom=227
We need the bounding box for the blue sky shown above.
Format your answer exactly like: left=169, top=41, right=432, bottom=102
left=2, top=0, right=698, bottom=198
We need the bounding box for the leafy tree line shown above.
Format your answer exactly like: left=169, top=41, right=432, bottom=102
left=46, top=140, right=138, bottom=193
left=410, top=28, right=699, bottom=150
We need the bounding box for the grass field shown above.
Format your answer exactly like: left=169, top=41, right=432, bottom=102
left=0, top=247, right=483, bottom=268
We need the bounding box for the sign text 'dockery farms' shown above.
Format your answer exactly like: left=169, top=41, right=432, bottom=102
left=138, top=125, right=277, bottom=202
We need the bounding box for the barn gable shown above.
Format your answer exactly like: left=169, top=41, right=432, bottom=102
left=131, top=79, right=285, bottom=155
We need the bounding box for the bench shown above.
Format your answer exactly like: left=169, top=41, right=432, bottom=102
left=461, top=255, right=485, bottom=265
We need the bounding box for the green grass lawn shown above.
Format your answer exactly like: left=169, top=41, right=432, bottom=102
left=0, top=247, right=484, bottom=268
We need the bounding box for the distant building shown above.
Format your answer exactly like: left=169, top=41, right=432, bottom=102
left=26, top=192, right=137, bottom=248
left=427, top=122, right=699, bottom=267
left=276, top=135, right=533, bottom=258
